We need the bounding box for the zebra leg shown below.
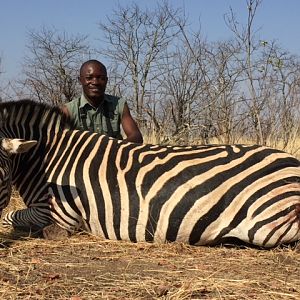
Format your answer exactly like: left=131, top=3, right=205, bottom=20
left=47, top=195, right=84, bottom=234
left=2, top=205, right=53, bottom=231
left=41, top=193, right=75, bottom=240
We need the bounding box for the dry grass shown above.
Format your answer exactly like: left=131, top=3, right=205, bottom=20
left=1, top=195, right=300, bottom=299
left=144, top=134, right=300, bottom=160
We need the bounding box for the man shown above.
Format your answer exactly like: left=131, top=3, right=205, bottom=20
left=62, top=60, right=143, bottom=143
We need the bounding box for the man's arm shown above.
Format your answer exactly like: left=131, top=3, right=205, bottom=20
left=121, top=103, right=143, bottom=143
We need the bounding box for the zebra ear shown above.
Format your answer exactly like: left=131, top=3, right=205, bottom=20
left=1, top=138, right=38, bottom=154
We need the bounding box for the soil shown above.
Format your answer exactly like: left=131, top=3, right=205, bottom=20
left=0, top=196, right=300, bottom=299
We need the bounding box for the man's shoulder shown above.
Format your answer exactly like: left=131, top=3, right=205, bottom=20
left=65, top=96, right=80, bottom=109
left=104, top=94, right=126, bottom=114
left=104, top=94, right=120, bottom=103
left=104, top=94, right=126, bottom=106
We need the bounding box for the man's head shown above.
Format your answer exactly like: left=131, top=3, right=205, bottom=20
left=79, top=60, right=108, bottom=107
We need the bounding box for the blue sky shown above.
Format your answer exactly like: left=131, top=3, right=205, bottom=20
left=1, top=0, right=300, bottom=81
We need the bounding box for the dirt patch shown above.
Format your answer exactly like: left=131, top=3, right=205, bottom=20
left=0, top=196, right=300, bottom=299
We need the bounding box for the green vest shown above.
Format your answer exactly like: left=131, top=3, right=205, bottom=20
left=65, top=94, right=125, bottom=139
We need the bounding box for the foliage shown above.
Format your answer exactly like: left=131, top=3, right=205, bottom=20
left=16, top=27, right=90, bottom=104
left=2, top=0, right=300, bottom=154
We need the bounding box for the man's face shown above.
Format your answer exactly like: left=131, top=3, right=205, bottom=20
left=79, top=62, right=108, bottom=105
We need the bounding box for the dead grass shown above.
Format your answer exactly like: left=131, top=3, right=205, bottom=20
left=1, top=195, right=300, bottom=299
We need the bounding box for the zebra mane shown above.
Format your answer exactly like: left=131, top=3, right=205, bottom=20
left=0, top=99, right=76, bottom=139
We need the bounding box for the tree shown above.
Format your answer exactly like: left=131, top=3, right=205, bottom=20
left=98, top=2, right=183, bottom=125
left=0, top=56, right=2, bottom=101
left=164, top=6, right=245, bottom=144
left=224, top=0, right=300, bottom=152
left=158, top=34, right=208, bottom=144
left=21, top=26, right=91, bottom=105
left=224, top=0, right=268, bottom=144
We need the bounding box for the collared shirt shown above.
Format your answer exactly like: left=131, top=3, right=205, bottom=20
left=65, top=93, right=125, bottom=139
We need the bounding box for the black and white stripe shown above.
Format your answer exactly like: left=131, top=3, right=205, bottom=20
left=0, top=100, right=300, bottom=247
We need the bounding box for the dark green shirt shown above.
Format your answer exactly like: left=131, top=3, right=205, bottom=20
left=65, top=94, right=126, bottom=139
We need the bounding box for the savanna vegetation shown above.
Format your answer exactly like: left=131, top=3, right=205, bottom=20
left=1, top=0, right=300, bottom=154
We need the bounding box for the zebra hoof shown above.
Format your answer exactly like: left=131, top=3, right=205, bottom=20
left=42, top=223, right=70, bottom=240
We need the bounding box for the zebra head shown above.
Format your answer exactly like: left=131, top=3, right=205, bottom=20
left=0, top=138, right=37, bottom=215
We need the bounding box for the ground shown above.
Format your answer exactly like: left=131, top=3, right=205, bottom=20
left=0, top=195, right=300, bottom=299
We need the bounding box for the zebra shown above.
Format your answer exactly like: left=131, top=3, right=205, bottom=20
left=0, top=99, right=300, bottom=247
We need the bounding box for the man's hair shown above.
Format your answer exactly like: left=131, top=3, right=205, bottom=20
left=79, top=60, right=107, bottom=76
